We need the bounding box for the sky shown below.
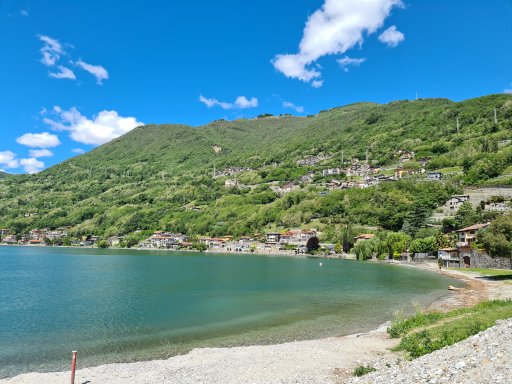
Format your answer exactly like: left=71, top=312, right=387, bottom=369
left=0, top=0, right=511, bottom=174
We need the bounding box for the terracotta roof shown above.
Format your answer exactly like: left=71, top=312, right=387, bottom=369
left=456, top=223, right=490, bottom=232
left=355, top=234, right=375, bottom=240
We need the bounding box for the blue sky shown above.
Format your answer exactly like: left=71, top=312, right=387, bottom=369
left=1, top=0, right=511, bottom=173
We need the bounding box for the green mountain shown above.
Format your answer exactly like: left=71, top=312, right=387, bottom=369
left=0, top=94, right=511, bottom=240
left=0, top=171, right=8, bottom=179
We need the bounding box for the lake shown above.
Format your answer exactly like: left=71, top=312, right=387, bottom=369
left=0, top=246, right=461, bottom=378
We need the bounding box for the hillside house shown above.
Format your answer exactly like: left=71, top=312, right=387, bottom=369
left=2, top=234, right=17, bottom=244
left=322, top=168, right=342, bottom=176
left=427, top=172, right=443, bottom=181
left=29, top=229, right=48, bottom=240
left=456, top=223, right=490, bottom=246
left=297, top=155, right=331, bottom=166
left=438, top=248, right=460, bottom=267
left=445, top=195, right=470, bottom=211
left=0, top=229, right=9, bottom=237
left=398, top=151, right=415, bottom=162
left=485, top=202, right=510, bottom=212
left=266, top=232, right=280, bottom=244
left=394, top=167, right=413, bottom=179
left=271, top=182, right=298, bottom=195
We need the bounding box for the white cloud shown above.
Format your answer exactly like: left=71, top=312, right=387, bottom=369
left=43, top=107, right=144, bottom=145
left=504, top=84, right=512, bottom=95
left=21, top=10, right=29, bottom=16
left=378, top=25, right=405, bottom=47
left=272, top=0, right=403, bottom=86
left=29, top=149, right=54, bottom=158
left=16, top=132, right=61, bottom=148
left=337, top=56, right=367, bottom=72
left=199, top=95, right=259, bottom=110
left=20, top=158, right=45, bottom=174
left=74, top=59, right=109, bottom=84
left=0, top=151, right=19, bottom=169
left=38, top=35, right=64, bottom=66
left=71, top=148, right=86, bottom=154
left=48, top=65, right=76, bottom=80
left=283, top=101, right=304, bottom=113
left=234, top=96, right=258, bottom=109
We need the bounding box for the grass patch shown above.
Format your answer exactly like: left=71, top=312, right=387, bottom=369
left=448, top=267, right=512, bottom=282
left=389, top=300, right=512, bottom=359
left=353, top=365, right=377, bottom=377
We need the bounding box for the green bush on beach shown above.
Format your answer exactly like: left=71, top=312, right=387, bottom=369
left=389, top=300, right=512, bottom=359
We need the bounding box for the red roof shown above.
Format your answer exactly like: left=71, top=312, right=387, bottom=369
left=355, top=234, right=375, bottom=240
left=456, top=223, right=490, bottom=232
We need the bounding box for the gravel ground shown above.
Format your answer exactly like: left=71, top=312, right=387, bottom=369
left=0, top=324, right=399, bottom=384
left=348, top=318, right=512, bottom=384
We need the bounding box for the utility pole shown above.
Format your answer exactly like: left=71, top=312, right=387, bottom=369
left=456, top=118, right=460, bottom=133
left=341, top=150, right=344, bottom=165
left=494, top=108, right=498, bottom=124
left=365, top=148, right=369, bottom=165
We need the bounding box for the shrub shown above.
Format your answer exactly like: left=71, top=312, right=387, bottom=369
left=353, top=365, right=377, bottom=377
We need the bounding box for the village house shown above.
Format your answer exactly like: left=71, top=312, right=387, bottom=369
left=394, top=167, right=413, bottom=179
left=322, top=168, right=342, bottom=176
left=148, top=232, right=187, bottom=248
left=271, top=182, right=298, bottom=195
left=108, top=236, right=123, bottom=247
left=214, top=167, right=253, bottom=178
left=265, top=232, right=281, bottom=244
left=345, top=164, right=369, bottom=177
left=398, top=150, right=415, bottom=162
left=199, top=236, right=232, bottom=250
left=45, top=229, right=68, bottom=241
left=427, top=172, right=443, bottom=181
left=29, top=229, right=48, bottom=240
left=438, top=248, right=460, bottom=267
left=283, top=229, right=317, bottom=244
left=445, top=195, right=470, bottom=211
left=456, top=223, right=490, bottom=246
left=485, top=202, right=511, bottom=212
left=2, top=234, right=17, bottom=244
left=296, top=155, right=331, bottom=166
left=0, top=229, right=9, bottom=237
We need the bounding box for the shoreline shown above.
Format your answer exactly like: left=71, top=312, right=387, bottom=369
left=2, top=263, right=511, bottom=383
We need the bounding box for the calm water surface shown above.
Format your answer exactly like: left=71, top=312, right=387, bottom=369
left=0, top=246, right=462, bottom=377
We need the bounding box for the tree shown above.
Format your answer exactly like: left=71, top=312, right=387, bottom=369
left=352, top=239, right=379, bottom=260
left=334, top=242, right=342, bottom=254
left=454, top=202, right=479, bottom=229
left=478, top=212, right=512, bottom=259
left=409, top=236, right=436, bottom=255
left=96, top=239, right=109, bottom=248
left=306, top=236, right=320, bottom=253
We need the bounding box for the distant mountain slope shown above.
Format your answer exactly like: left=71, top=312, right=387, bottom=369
left=0, top=94, right=510, bottom=238
left=0, top=171, right=7, bottom=179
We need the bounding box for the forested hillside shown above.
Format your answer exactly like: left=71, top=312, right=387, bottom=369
left=0, top=94, right=511, bottom=241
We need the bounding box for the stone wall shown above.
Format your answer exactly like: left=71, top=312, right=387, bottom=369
left=470, top=252, right=512, bottom=269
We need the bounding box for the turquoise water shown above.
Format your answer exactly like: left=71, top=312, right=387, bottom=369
left=0, top=246, right=461, bottom=378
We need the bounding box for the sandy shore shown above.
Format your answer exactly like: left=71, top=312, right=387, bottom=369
left=2, top=263, right=511, bottom=384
